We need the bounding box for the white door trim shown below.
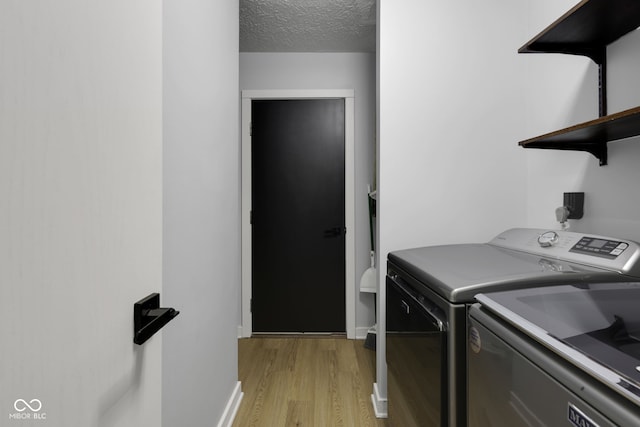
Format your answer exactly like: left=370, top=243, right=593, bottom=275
left=241, top=89, right=356, bottom=338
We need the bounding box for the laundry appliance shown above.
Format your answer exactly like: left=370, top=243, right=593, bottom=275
left=386, top=228, right=640, bottom=427
left=470, top=282, right=640, bottom=426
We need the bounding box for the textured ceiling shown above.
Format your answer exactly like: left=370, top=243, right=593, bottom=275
left=240, top=0, right=376, bottom=53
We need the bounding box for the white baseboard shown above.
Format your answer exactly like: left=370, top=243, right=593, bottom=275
left=216, top=381, right=243, bottom=427
left=240, top=325, right=373, bottom=340
left=371, top=382, right=388, bottom=418
left=355, top=326, right=371, bottom=340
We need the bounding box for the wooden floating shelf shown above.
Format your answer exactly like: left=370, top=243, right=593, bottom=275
left=519, top=0, right=640, bottom=63
left=517, top=0, right=640, bottom=165
left=518, top=106, right=640, bottom=166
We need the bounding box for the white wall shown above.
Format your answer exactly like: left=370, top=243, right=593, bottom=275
left=524, top=0, right=640, bottom=242
left=376, top=0, right=640, bottom=413
left=1, top=2, right=162, bottom=426
left=376, top=0, right=529, bottom=405
left=163, top=1, right=241, bottom=426
left=239, top=53, right=377, bottom=333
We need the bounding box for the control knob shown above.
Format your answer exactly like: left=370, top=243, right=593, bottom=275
left=538, top=231, right=559, bottom=248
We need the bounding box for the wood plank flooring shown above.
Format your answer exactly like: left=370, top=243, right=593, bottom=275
left=234, top=336, right=388, bottom=427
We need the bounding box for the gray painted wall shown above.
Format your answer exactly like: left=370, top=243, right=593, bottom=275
left=240, top=52, right=377, bottom=333
left=163, top=1, right=241, bottom=425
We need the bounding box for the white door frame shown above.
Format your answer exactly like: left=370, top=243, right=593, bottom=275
left=241, top=89, right=356, bottom=338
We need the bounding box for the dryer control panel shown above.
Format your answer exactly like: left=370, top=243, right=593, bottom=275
left=489, top=228, right=640, bottom=277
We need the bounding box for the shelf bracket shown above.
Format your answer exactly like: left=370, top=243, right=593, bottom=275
left=584, top=142, right=608, bottom=166
left=591, top=47, right=607, bottom=118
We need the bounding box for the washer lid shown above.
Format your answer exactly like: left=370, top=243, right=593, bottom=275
left=476, top=282, right=640, bottom=406
left=388, top=228, right=640, bottom=303
left=388, top=243, right=619, bottom=303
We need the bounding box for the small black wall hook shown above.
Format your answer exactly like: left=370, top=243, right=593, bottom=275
left=134, top=293, right=180, bottom=345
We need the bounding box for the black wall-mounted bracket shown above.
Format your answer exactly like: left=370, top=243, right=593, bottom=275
left=134, top=293, right=180, bottom=345
left=580, top=47, right=607, bottom=118
left=564, top=192, right=585, bottom=219
left=597, top=56, right=607, bottom=118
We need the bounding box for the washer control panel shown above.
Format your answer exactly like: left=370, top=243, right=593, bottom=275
left=570, top=237, right=629, bottom=259
left=489, top=228, right=640, bottom=277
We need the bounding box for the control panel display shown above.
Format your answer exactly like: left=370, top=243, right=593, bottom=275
left=570, top=237, right=629, bottom=259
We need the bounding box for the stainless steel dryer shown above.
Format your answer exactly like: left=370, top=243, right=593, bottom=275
left=386, top=228, right=640, bottom=427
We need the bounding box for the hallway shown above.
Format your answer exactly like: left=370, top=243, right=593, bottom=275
left=234, top=337, right=387, bottom=426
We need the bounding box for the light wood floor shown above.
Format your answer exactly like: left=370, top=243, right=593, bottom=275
left=233, top=336, right=388, bottom=427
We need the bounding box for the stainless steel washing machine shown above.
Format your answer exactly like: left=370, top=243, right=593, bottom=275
left=470, top=283, right=640, bottom=426
left=386, top=228, right=640, bottom=427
